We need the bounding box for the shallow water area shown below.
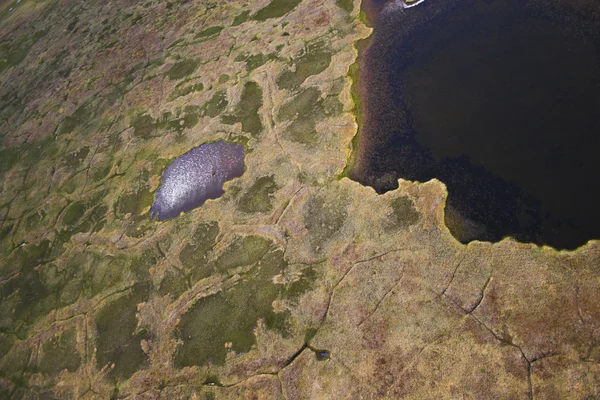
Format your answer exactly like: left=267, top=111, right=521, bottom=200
left=351, top=0, right=600, bottom=249
left=150, top=141, right=245, bottom=221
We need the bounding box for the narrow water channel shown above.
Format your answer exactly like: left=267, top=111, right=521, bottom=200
left=350, top=0, right=600, bottom=249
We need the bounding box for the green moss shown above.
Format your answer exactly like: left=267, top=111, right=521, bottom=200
left=132, top=109, right=199, bottom=138
left=215, top=235, right=272, bottom=273
left=0, top=241, right=58, bottom=336
left=339, top=37, right=369, bottom=178
left=221, top=81, right=263, bottom=137
left=57, top=252, right=95, bottom=307
left=238, top=175, right=278, bottom=213
left=38, top=328, right=80, bottom=375
left=158, top=271, right=189, bottom=299
left=179, top=221, right=220, bottom=282
left=0, top=334, right=13, bottom=364
left=253, top=0, right=302, bottom=21
left=323, top=93, right=343, bottom=116
left=277, top=41, right=332, bottom=90
left=63, top=146, right=91, bottom=168
left=166, top=59, right=200, bottom=80
left=89, top=254, right=129, bottom=297
left=304, top=194, right=348, bottom=249
left=168, top=82, right=204, bottom=100
left=131, top=114, right=156, bottom=139
left=232, top=10, right=250, bottom=26
left=116, top=188, right=154, bottom=215
left=278, top=87, right=323, bottom=121
left=57, top=203, right=107, bottom=244
left=387, top=196, right=420, bottom=230
left=218, top=74, right=230, bottom=84
left=0, top=30, right=47, bottom=74
left=195, top=26, right=223, bottom=39
left=95, top=283, right=150, bottom=381
left=304, top=327, right=318, bottom=343
left=237, top=52, right=277, bottom=71
left=0, top=147, right=19, bottom=174
left=284, top=265, right=317, bottom=300
left=125, top=214, right=155, bottom=238
left=277, top=87, right=326, bottom=145
left=63, top=201, right=88, bottom=226
left=130, top=249, right=156, bottom=283
left=174, top=247, right=288, bottom=367
left=58, top=102, right=94, bottom=136
left=203, top=91, right=228, bottom=118
left=336, top=0, right=353, bottom=12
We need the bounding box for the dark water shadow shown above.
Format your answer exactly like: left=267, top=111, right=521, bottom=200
left=350, top=0, right=600, bottom=249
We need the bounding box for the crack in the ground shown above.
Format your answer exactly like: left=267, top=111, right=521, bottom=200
left=466, top=274, right=493, bottom=314
left=439, top=255, right=465, bottom=298
left=357, top=264, right=406, bottom=327
left=470, top=313, right=534, bottom=400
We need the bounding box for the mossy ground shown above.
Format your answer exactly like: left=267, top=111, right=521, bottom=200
left=277, top=40, right=332, bottom=91
left=1, top=0, right=586, bottom=398
left=253, top=0, right=303, bottom=22
left=221, top=81, right=264, bottom=138
left=95, top=283, right=150, bottom=381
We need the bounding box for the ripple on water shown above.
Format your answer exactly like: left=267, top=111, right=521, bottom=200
left=150, top=141, right=245, bottom=221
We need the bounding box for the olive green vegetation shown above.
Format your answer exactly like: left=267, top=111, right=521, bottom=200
left=168, top=82, right=204, bottom=101
left=232, top=10, right=250, bottom=26
left=57, top=101, right=94, bottom=136
left=178, top=221, right=220, bottom=284
left=95, top=283, right=150, bottom=380
left=221, top=81, right=264, bottom=137
left=203, top=91, right=228, bottom=118
left=235, top=52, right=277, bottom=71
left=158, top=270, right=189, bottom=299
left=115, top=188, right=154, bottom=215
left=0, top=240, right=56, bottom=337
left=166, top=59, right=200, bottom=80
left=131, top=114, right=157, bottom=139
left=387, top=196, right=420, bottom=230
left=304, top=194, right=348, bottom=249
left=0, top=344, right=31, bottom=398
left=130, top=108, right=200, bottom=139
left=238, top=175, right=278, bottom=213
left=336, top=0, right=353, bottom=13
left=63, top=146, right=90, bottom=168
left=218, top=74, right=230, bottom=84
left=125, top=214, right=156, bottom=238
left=174, top=235, right=319, bottom=367
left=277, top=41, right=332, bottom=90
left=215, top=235, right=272, bottom=273
left=57, top=198, right=107, bottom=245
left=0, top=30, right=47, bottom=74
left=253, top=0, right=302, bottom=21
left=38, top=328, right=81, bottom=375
left=339, top=36, right=369, bottom=178
left=175, top=243, right=290, bottom=367
left=194, top=26, right=223, bottom=39
left=0, top=245, right=131, bottom=339
left=0, top=147, right=20, bottom=175
left=277, top=87, right=326, bottom=146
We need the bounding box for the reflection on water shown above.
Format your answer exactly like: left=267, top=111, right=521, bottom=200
left=351, top=0, right=600, bottom=249
left=150, top=141, right=245, bottom=221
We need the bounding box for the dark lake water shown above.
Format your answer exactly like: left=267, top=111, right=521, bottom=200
left=150, top=141, right=245, bottom=221
left=350, top=0, right=600, bottom=249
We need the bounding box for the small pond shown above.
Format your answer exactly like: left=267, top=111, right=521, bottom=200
left=150, top=141, right=245, bottom=220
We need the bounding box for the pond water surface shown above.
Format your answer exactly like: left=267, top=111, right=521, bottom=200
left=150, top=141, right=245, bottom=221
left=350, top=0, right=600, bottom=249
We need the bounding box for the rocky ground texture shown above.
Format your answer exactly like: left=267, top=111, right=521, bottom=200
left=0, top=0, right=599, bottom=398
